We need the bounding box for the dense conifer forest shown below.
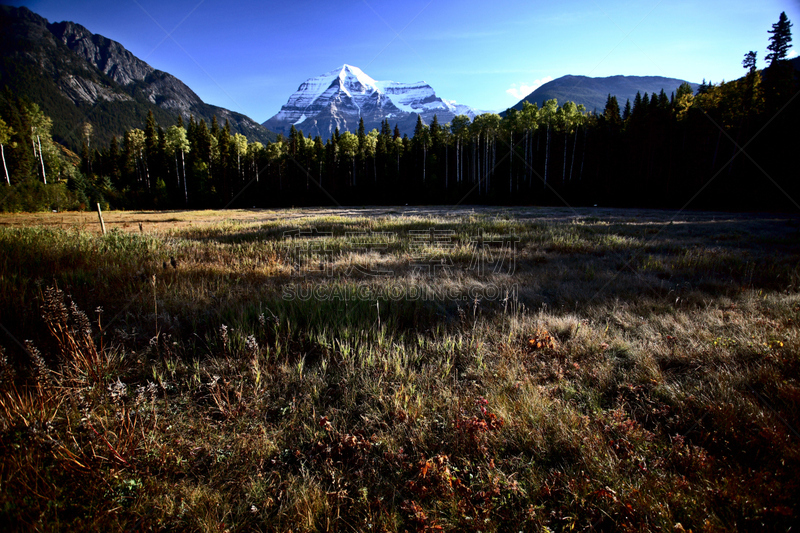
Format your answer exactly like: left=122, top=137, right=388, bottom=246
left=1, top=13, right=796, bottom=212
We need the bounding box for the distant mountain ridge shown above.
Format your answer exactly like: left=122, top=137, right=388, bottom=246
left=508, top=75, right=699, bottom=114
left=264, top=65, right=484, bottom=140
left=0, top=5, right=276, bottom=149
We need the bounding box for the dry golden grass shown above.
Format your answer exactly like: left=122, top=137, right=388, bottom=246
left=0, top=206, right=799, bottom=531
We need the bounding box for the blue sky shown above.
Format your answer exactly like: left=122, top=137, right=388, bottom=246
left=6, top=0, right=799, bottom=121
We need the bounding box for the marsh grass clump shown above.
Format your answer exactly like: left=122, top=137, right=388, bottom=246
left=0, top=207, right=799, bottom=531
left=40, top=285, right=122, bottom=385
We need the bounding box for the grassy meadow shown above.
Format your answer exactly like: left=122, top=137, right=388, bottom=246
left=1, top=206, right=799, bottom=532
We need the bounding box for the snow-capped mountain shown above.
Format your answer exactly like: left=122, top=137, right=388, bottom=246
left=263, top=65, right=483, bottom=140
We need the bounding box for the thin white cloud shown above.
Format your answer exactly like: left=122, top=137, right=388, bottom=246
left=506, top=76, right=554, bottom=99
left=789, top=49, right=798, bottom=59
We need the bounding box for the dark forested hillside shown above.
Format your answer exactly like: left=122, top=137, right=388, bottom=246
left=507, top=75, right=700, bottom=114
left=0, top=5, right=276, bottom=150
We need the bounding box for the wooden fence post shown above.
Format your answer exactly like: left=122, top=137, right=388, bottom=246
left=96, top=202, right=107, bottom=235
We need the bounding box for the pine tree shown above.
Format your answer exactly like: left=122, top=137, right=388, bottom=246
left=766, top=12, right=793, bottom=67
left=742, top=51, right=758, bottom=73
left=358, top=117, right=366, bottom=179
left=81, top=142, right=90, bottom=177
left=194, top=119, right=212, bottom=181
left=658, top=90, right=669, bottom=110
left=603, top=94, right=621, bottom=125
left=157, top=126, right=167, bottom=184
left=696, top=79, right=714, bottom=95
left=413, top=115, right=430, bottom=183
left=107, top=136, right=121, bottom=183
left=314, top=135, right=324, bottom=183
left=187, top=116, right=197, bottom=150
left=632, top=92, right=643, bottom=117
left=289, top=125, right=299, bottom=156
left=450, top=115, right=471, bottom=185
left=430, top=114, right=441, bottom=149
left=413, top=115, right=425, bottom=138
left=650, top=93, right=658, bottom=108
left=144, top=111, right=158, bottom=190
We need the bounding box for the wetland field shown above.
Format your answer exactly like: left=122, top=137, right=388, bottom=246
left=1, top=206, right=799, bottom=531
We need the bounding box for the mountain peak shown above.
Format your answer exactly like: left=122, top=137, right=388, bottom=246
left=265, top=65, right=482, bottom=140
left=339, top=64, right=362, bottom=74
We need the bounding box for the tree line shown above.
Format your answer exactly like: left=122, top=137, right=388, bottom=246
left=1, top=12, right=796, bottom=212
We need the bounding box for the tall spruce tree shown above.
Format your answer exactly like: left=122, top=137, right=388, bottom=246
left=144, top=111, right=158, bottom=190
left=603, top=94, right=621, bottom=125
left=632, top=92, right=643, bottom=116
left=107, top=136, right=121, bottom=183
left=357, top=117, right=366, bottom=179
left=766, top=12, right=793, bottom=67
left=742, top=51, right=758, bottom=73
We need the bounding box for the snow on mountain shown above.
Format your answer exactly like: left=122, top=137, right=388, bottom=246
left=373, top=81, right=441, bottom=114
left=263, top=65, right=482, bottom=140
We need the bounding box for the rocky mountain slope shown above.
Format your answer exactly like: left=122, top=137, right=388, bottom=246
left=0, top=5, right=275, bottom=148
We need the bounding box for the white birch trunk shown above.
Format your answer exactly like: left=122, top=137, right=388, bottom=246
left=181, top=150, right=188, bottom=204
left=1, top=144, right=9, bottom=185
left=38, top=136, right=46, bottom=184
